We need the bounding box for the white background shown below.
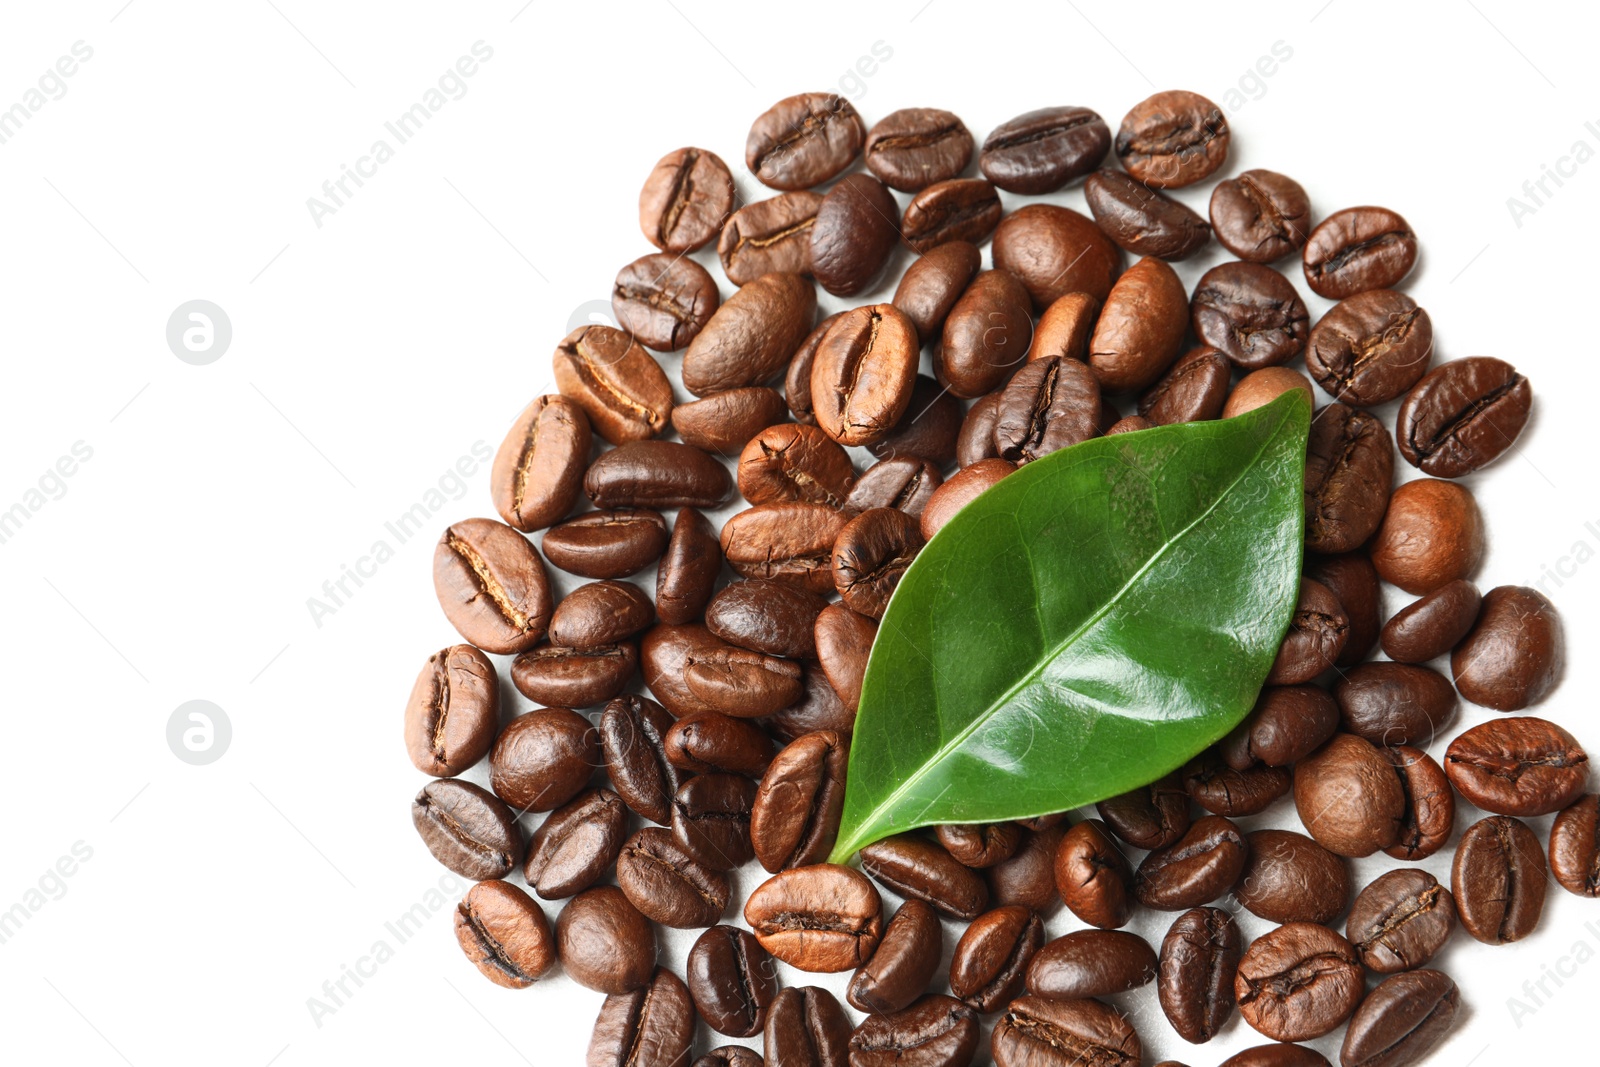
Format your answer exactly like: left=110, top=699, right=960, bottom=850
left=2, top=1, right=1597, bottom=1063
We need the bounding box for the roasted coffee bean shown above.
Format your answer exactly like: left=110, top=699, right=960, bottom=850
left=552, top=324, right=674, bottom=444
left=1302, top=206, right=1418, bottom=299
left=765, top=985, right=853, bottom=1067
left=663, top=712, right=776, bottom=778
left=706, top=579, right=826, bottom=660
left=524, top=788, right=626, bottom=898
left=992, top=204, right=1121, bottom=309
left=616, top=826, right=730, bottom=929
left=1304, top=404, right=1394, bottom=554
left=849, top=995, right=980, bottom=1067
left=992, top=356, right=1101, bottom=462
left=412, top=778, right=522, bottom=880
left=696, top=1048, right=764, bottom=1067
left=991, top=996, right=1140, bottom=1067
left=655, top=507, right=720, bottom=626
left=768, top=665, right=856, bottom=741
left=1222, top=366, right=1314, bottom=419
left=1190, top=261, right=1310, bottom=370
left=638, top=146, right=734, bottom=253
left=847, top=457, right=943, bottom=518
left=1305, top=551, right=1383, bottom=667
left=1381, top=579, right=1480, bottom=663
left=1209, top=168, right=1312, bottom=262
left=1381, top=745, right=1455, bottom=862
left=1085, top=167, right=1210, bottom=259
left=1182, top=754, right=1291, bottom=817
left=812, top=304, right=920, bottom=447
left=1341, top=969, right=1458, bottom=1067
left=673, top=388, right=790, bottom=458
left=954, top=393, right=1002, bottom=467
left=1029, top=291, right=1100, bottom=366
left=1307, top=289, right=1434, bottom=405
left=811, top=174, right=900, bottom=296
left=613, top=252, right=720, bottom=351
left=893, top=241, right=981, bottom=341
left=739, top=423, right=856, bottom=508
left=787, top=312, right=846, bottom=427
left=643, top=621, right=805, bottom=718
left=454, top=879, right=555, bottom=988
left=672, top=773, right=757, bottom=872
left=719, top=191, right=824, bottom=286
left=1017, top=812, right=1070, bottom=832
left=948, top=906, right=1044, bottom=1013
left=1055, top=819, right=1135, bottom=928
left=510, top=643, right=636, bottom=708
left=586, top=440, right=733, bottom=510
left=1333, top=662, right=1457, bottom=748
left=864, top=107, right=973, bottom=191
left=549, top=580, right=654, bottom=650
left=900, top=178, right=1002, bottom=253
left=1452, top=585, right=1563, bottom=710
left=751, top=731, right=849, bottom=871
left=937, top=823, right=1022, bottom=869
left=833, top=507, right=925, bottom=619
left=1219, top=1046, right=1330, bottom=1067
left=987, top=825, right=1065, bottom=912
left=1295, top=734, right=1405, bottom=857
left=747, top=864, right=884, bottom=972
left=1158, top=906, right=1241, bottom=1044
left=919, top=457, right=1013, bottom=537
left=490, top=394, right=592, bottom=532
left=722, top=503, right=852, bottom=594
left=860, top=833, right=990, bottom=920
left=1347, top=869, right=1456, bottom=973
left=1235, top=921, right=1363, bottom=1041
left=490, top=707, right=598, bottom=812
left=1221, top=686, right=1339, bottom=770
left=684, top=272, right=816, bottom=397
left=1236, top=829, right=1348, bottom=925
left=601, top=695, right=682, bottom=825
left=1139, top=346, right=1229, bottom=424
left=404, top=644, right=498, bottom=777
left=433, top=518, right=553, bottom=654
left=1550, top=794, right=1600, bottom=898
left=687, top=925, right=779, bottom=1038
left=1446, top=716, right=1588, bottom=816
left=938, top=268, right=1035, bottom=399
left=1266, top=578, right=1348, bottom=685
left=1116, top=90, right=1229, bottom=188
left=814, top=602, right=877, bottom=712
left=1025, top=928, right=1156, bottom=1001
left=746, top=91, right=866, bottom=190
left=1397, top=355, right=1532, bottom=476
left=589, top=967, right=697, bottom=1067
left=1135, top=815, right=1249, bottom=910
left=847, top=899, right=942, bottom=1013
left=1454, top=814, right=1546, bottom=944
left=1097, top=774, right=1192, bottom=850
left=870, top=375, right=964, bottom=466
left=980, top=105, right=1110, bottom=194
left=1088, top=256, right=1189, bottom=393
left=555, top=886, right=657, bottom=994
left=542, top=508, right=670, bottom=579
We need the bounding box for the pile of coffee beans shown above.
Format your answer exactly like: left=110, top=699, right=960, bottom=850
left=406, top=89, right=1581, bottom=1067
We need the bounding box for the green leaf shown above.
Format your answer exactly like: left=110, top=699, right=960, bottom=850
left=830, top=391, right=1311, bottom=862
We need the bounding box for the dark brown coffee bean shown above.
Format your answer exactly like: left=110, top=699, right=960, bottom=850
left=1304, top=404, right=1394, bottom=554
left=1222, top=366, right=1314, bottom=419
left=639, top=146, right=734, bottom=253
left=1097, top=774, right=1191, bottom=850
left=812, top=304, right=920, bottom=447
left=900, top=178, right=1002, bottom=254
left=986, top=825, right=1065, bottom=912
left=1220, top=1046, right=1330, bottom=1067
left=1025, top=928, right=1156, bottom=1001
left=1381, top=744, right=1455, bottom=862
left=1266, top=578, right=1348, bottom=686
left=765, top=985, right=853, bottom=1067
left=524, top=788, right=626, bottom=898
left=616, top=826, right=730, bottom=929
left=869, top=375, right=963, bottom=466
left=738, top=423, right=856, bottom=508
left=556, top=885, right=657, bottom=994
left=848, top=457, right=943, bottom=519
left=1381, top=579, right=1480, bottom=663
left=1305, top=551, right=1382, bottom=667
left=549, top=580, right=654, bottom=650
left=746, top=92, right=865, bottom=190
left=696, top=1047, right=764, bottom=1067
left=938, top=269, right=1035, bottom=399
left=1158, top=906, right=1241, bottom=1044
left=847, top=899, right=941, bottom=1013
left=893, top=241, right=981, bottom=341
left=454, top=879, right=555, bottom=988
left=663, top=712, right=776, bottom=778
left=833, top=507, right=924, bottom=619
left=641, top=626, right=750, bottom=717
left=1190, top=261, right=1310, bottom=371
left=1454, top=815, right=1546, bottom=944
left=936, top=823, right=1022, bottom=869
left=1302, top=206, right=1418, bottom=299
left=491, top=707, right=598, bottom=812
left=433, top=518, right=552, bottom=654
left=412, top=778, right=522, bottom=880
left=404, top=645, right=497, bottom=777
left=768, top=664, right=856, bottom=742
left=980, top=106, right=1109, bottom=194
left=722, top=503, right=852, bottom=594
left=919, top=458, right=1013, bottom=539
left=954, top=393, right=1002, bottom=467
left=860, top=833, right=990, bottom=920
left=786, top=312, right=845, bottom=427
left=747, top=865, right=884, bottom=972
left=684, top=272, right=817, bottom=397
left=1294, top=734, right=1406, bottom=857
left=1452, top=585, right=1563, bottom=711
left=1550, top=794, right=1600, bottom=898
left=1135, top=815, right=1248, bottom=910
left=1139, top=346, right=1229, bottom=425
left=1347, top=868, right=1457, bottom=973
left=1030, top=291, right=1100, bottom=367
left=687, top=925, right=779, bottom=1038
left=553, top=324, right=674, bottom=444
left=613, top=252, right=720, bottom=351
left=992, top=204, right=1121, bottom=309
left=1235, top=922, right=1363, bottom=1041
left=673, top=388, right=789, bottom=459
left=1116, top=90, right=1229, bottom=188
left=1182, top=753, right=1291, bottom=817
left=542, top=508, right=670, bottom=579
left=510, top=643, right=636, bottom=708
left=948, top=905, right=1044, bottom=1013
left=1446, top=716, right=1588, bottom=816
left=1236, top=829, right=1348, bottom=925
left=751, top=731, right=849, bottom=872
left=706, top=579, right=826, bottom=660
left=811, top=174, right=900, bottom=296
left=1221, top=686, right=1339, bottom=770
left=490, top=394, right=591, bottom=532
left=588, top=967, right=696, bottom=1067
left=849, top=995, right=980, bottom=1067
left=1054, top=819, right=1134, bottom=929
left=991, top=996, right=1140, bottom=1067
left=656, top=508, right=720, bottom=626
left=1209, top=169, right=1312, bottom=262
left=1088, top=255, right=1189, bottom=393
left=719, top=191, right=824, bottom=286
left=1341, top=969, right=1459, bottom=1067
left=1333, top=662, right=1457, bottom=748
left=1375, top=479, right=1480, bottom=605
left=1397, top=355, right=1532, bottom=476
left=814, top=602, right=877, bottom=712
left=672, top=773, right=757, bottom=872
left=992, top=356, right=1101, bottom=463
left=600, top=695, right=680, bottom=825
left=1307, top=289, right=1434, bottom=406
left=1085, top=167, right=1210, bottom=259
left=864, top=107, right=973, bottom=191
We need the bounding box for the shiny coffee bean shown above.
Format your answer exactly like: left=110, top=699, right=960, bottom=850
left=1304, top=404, right=1394, bottom=554
left=1158, top=906, right=1241, bottom=1044
left=1446, top=716, right=1588, bottom=816
left=746, top=91, right=865, bottom=190
left=616, top=826, right=730, bottom=929
left=987, top=825, right=1065, bottom=912
left=1381, top=579, right=1480, bottom=663
left=849, top=995, right=980, bottom=1067
left=1025, top=928, right=1156, bottom=1001
left=869, top=374, right=964, bottom=466
left=1265, top=578, right=1348, bottom=685
left=1342, top=969, right=1459, bottom=1067
left=746, top=864, right=884, bottom=972
left=1334, top=662, right=1457, bottom=748
left=454, top=879, right=555, bottom=988
left=786, top=312, right=845, bottom=427
left=847, top=457, right=943, bottom=519
left=1085, top=167, right=1210, bottom=259
left=1382, top=745, right=1455, bottom=862
left=1452, top=585, right=1563, bottom=710
left=1139, top=346, right=1229, bottom=425
left=992, top=204, right=1121, bottom=309
left=672, top=388, right=789, bottom=456
left=814, top=602, right=877, bottom=712
left=1219, top=1046, right=1330, bottom=1067
left=549, top=580, right=654, bottom=650
left=1235, top=922, right=1363, bottom=1041
left=1209, top=168, right=1311, bottom=262
left=833, top=506, right=924, bottom=619
left=588, top=967, right=696, bottom=1067
left=552, top=324, right=673, bottom=444
left=980, top=106, right=1109, bottom=193
left=1221, top=686, right=1339, bottom=770
left=663, top=712, right=777, bottom=777
left=992, top=356, right=1101, bottom=462
left=811, top=174, right=900, bottom=296
left=684, top=271, right=816, bottom=397
left=860, top=833, right=990, bottom=920
left=954, top=392, right=1003, bottom=467
left=1115, top=90, right=1229, bottom=188
left=719, top=191, right=823, bottom=286
left=1397, top=355, right=1532, bottom=476
left=404, top=644, right=498, bottom=777
left=1550, top=794, right=1600, bottom=898
left=768, top=664, right=856, bottom=741
left=412, top=778, right=522, bottom=880
left=524, top=788, right=626, bottom=899
left=642, top=623, right=795, bottom=718
left=764, top=985, right=853, bottom=1067
left=510, top=643, right=635, bottom=708
left=864, top=107, right=973, bottom=191
left=938, top=269, right=1035, bottom=399
left=542, top=508, right=669, bottom=579
left=847, top=899, right=942, bottom=1013
left=1182, top=752, right=1291, bottom=817
left=1236, top=829, right=1348, bottom=925
left=1030, top=291, right=1100, bottom=366
left=722, top=503, right=851, bottom=594
left=638, top=146, right=734, bottom=253
left=919, top=457, right=1013, bottom=538
left=433, top=517, right=553, bottom=654
left=672, top=773, right=757, bottom=872
left=490, top=707, right=598, bottom=812
left=1302, top=205, right=1418, bottom=299
left=901, top=178, right=1003, bottom=254
left=1222, top=366, right=1314, bottom=419
left=599, top=695, right=680, bottom=825
left=490, top=394, right=591, bottom=532
left=613, top=252, right=719, bottom=351
left=1453, top=815, right=1547, bottom=944
left=948, top=905, right=1044, bottom=1012
left=1135, top=815, right=1248, bottom=910
left=1347, top=868, right=1457, bottom=973
left=1294, top=733, right=1405, bottom=857
left=707, top=578, right=827, bottom=659
left=937, top=823, right=1022, bottom=869
left=813, top=304, right=920, bottom=447
left=696, top=1048, right=764, bottom=1067
left=1055, top=819, right=1135, bottom=928
left=1190, top=262, right=1309, bottom=371
left=750, top=730, right=849, bottom=872
left=991, top=996, right=1141, bottom=1067
left=688, top=925, right=779, bottom=1038
left=1097, top=774, right=1191, bottom=850
left=1307, top=289, right=1434, bottom=405
left=1088, top=256, right=1189, bottom=393
left=555, top=886, right=657, bottom=994
left=739, top=423, right=856, bottom=508
left=1305, top=551, right=1383, bottom=667
left=655, top=507, right=720, bottom=626
left=893, top=241, right=981, bottom=341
